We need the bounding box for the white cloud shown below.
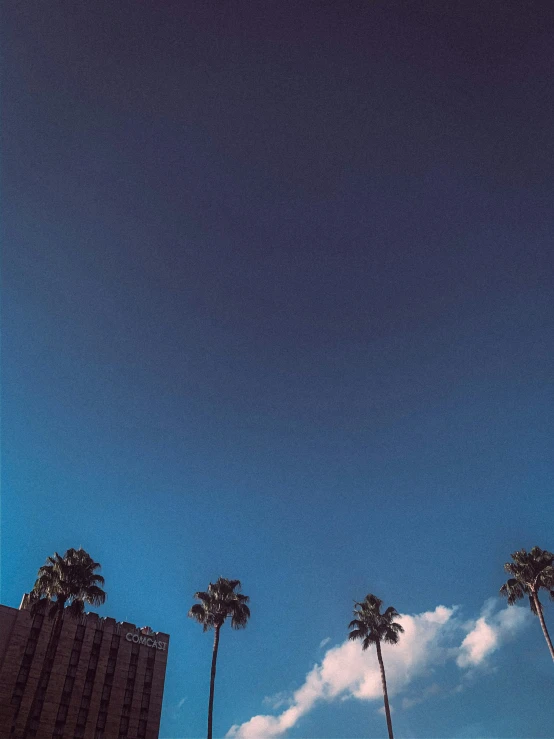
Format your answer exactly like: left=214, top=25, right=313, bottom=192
left=226, top=602, right=529, bottom=739
left=456, top=600, right=529, bottom=668
left=262, top=691, right=293, bottom=710
left=319, top=637, right=331, bottom=649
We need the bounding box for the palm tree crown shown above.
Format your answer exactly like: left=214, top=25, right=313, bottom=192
left=30, top=547, right=106, bottom=620
left=500, top=545, right=554, bottom=662
left=500, top=546, right=554, bottom=615
left=348, top=593, right=404, bottom=650
left=188, top=577, right=250, bottom=631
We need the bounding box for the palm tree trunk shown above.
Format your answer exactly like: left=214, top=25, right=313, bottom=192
left=375, top=640, right=394, bottom=739
left=207, top=624, right=221, bottom=739
left=532, top=593, right=554, bottom=662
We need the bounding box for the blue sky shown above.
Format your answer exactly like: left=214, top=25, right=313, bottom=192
left=2, top=1, right=554, bottom=737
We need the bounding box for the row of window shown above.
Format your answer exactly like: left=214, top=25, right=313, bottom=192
left=11, top=614, right=45, bottom=711
left=137, top=652, right=156, bottom=738
left=71, top=630, right=106, bottom=737
left=52, top=627, right=87, bottom=737
left=15, top=620, right=160, bottom=739
left=117, top=642, right=156, bottom=738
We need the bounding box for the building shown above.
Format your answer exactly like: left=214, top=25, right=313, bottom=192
left=0, top=596, right=169, bottom=739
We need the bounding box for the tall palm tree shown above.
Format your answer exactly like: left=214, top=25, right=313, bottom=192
left=500, top=546, right=554, bottom=662
left=188, top=577, right=250, bottom=739
left=22, top=548, right=106, bottom=733
left=348, top=593, right=404, bottom=739
left=30, top=547, right=106, bottom=626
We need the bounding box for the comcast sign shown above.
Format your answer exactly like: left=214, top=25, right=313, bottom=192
left=125, top=628, right=167, bottom=651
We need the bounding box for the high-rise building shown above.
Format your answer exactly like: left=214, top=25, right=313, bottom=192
left=0, top=596, right=169, bottom=739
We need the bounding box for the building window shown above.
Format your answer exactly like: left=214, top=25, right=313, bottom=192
left=96, top=712, right=107, bottom=729
left=75, top=625, right=86, bottom=641
left=74, top=726, right=85, bottom=738
left=21, top=654, right=34, bottom=668
left=39, top=672, right=50, bottom=688
left=138, top=719, right=147, bottom=738
left=93, top=630, right=103, bottom=645
left=17, top=666, right=29, bottom=682
left=67, top=664, right=77, bottom=678
left=57, top=704, right=68, bottom=722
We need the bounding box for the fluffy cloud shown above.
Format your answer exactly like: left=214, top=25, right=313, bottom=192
left=226, top=602, right=528, bottom=739
left=456, top=599, right=529, bottom=668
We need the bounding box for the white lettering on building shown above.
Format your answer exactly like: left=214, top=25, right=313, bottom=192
left=125, top=632, right=167, bottom=651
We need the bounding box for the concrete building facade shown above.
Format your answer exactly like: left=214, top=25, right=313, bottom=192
left=0, top=597, right=169, bottom=739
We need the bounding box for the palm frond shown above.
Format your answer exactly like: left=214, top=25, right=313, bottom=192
left=501, top=547, right=554, bottom=617
left=348, top=619, right=364, bottom=630
left=65, top=600, right=85, bottom=619
left=383, top=626, right=401, bottom=644
left=348, top=593, right=403, bottom=650
left=362, top=635, right=375, bottom=651
left=189, top=577, right=250, bottom=633
left=28, top=548, right=106, bottom=618
left=82, top=585, right=106, bottom=606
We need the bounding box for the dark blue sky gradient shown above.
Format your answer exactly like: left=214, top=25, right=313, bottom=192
left=2, top=2, right=554, bottom=737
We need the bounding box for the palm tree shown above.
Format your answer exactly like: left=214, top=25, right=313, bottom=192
left=500, top=546, right=554, bottom=662
left=22, top=548, right=106, bottom=733
left=29, top=547, right=106, bottom=626
left=348, top=593, right=404, bottom=739
left=188, top=577, right=250, bottom=739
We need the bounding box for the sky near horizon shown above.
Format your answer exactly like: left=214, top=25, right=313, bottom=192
left=2, top=1, right=554, bottom=737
